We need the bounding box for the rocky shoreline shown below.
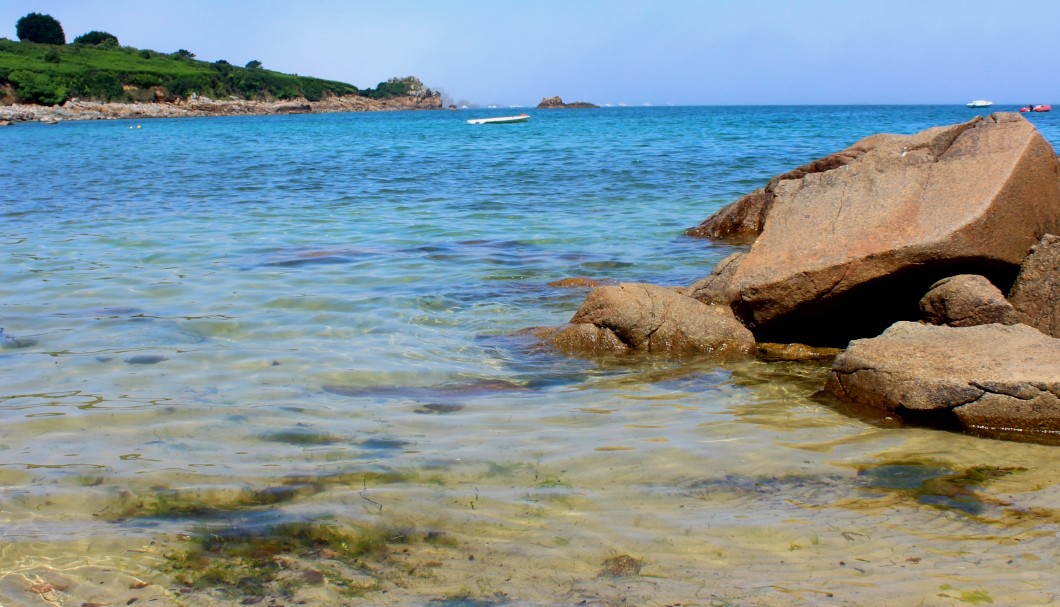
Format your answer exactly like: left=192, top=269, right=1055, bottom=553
left=539, top=112, right=1060, bottom=444
left=0, top=93, right=442, bottom=124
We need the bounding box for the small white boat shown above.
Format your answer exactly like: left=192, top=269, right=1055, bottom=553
left=966, top=100, right=993, bottom=108
left=467, top=114, right=530, bottom=125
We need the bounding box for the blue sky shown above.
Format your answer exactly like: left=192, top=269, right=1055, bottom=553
left=3, top=0, right=1057, bottom=106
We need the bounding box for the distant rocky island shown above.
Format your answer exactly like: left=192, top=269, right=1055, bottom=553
left=536, top=96, right=599, bottom=109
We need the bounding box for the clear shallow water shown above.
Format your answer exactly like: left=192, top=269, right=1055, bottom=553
left=2, top=106, right=1060, bottom=606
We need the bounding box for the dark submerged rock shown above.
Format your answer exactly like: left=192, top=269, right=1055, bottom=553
left=548, top=276, right=618, bottom=288
left=124, top=354, right=168, bottom=365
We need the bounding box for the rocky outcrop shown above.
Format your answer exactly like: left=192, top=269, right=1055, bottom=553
left=1008, top=234, right=1060, bottom=337
left=0, top=93, right=443, bottom=123
left=919, top=274, right=1020, bottom=327
left=547, top=283, right=755, bottom=358
left=537, top=113, right=1060, bottom=443
left=686, top=133, right=905, bottom=239
left=824, top=322, right=1060, bottom=441
left=717, top=113, right=1060, bottom=345
left=536, top=96, right=599, bottom=109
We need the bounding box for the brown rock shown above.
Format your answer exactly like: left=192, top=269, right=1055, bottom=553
left=561, top=283, right=755, bottom=357
left=727, top=113, right=1060, bottom=345
left=824, top=322, right=1060, bottom=441
left=1008, top=233, right=1060, bottom=337
left=688, top=252, right=744, bottom=308
left=686, top=133, right=906, bottom=239
left=536, top=96, right=599, bottom=109
left=919, top=274, right=1020, bottom=327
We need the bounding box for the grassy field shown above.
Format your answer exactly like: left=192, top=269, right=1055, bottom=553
left=0, top=38, right=422, bottom=105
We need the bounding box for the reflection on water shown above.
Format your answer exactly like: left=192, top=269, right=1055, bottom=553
left=3, top=107, right=1060, bottom=605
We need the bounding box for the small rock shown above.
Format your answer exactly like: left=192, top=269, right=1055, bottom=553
left=919, top=274, right=1020, bottom=327
left=598, top=554, right=643, bottom=577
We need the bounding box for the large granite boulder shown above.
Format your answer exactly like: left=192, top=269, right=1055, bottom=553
left=686, top=133, right=906, bottom=239
left=1008, top=233, right=1060, bottom=337
left=919, top=274, right=1020, bottom=327
left=687, top=252, right=744, bottom=308
left=723, top=113, right=1060, bottom=345
left=548, top=283, right=755, bottom=358
left=824, top=322, right=1060, bottom=440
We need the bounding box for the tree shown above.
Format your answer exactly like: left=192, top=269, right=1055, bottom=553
left=174, top=49, right=195, bottom=59
left=16, top=12, right=65, bottom=45
left=73, top=31, right=118, bottom=46
left=245, top=60, right=262, bottom=70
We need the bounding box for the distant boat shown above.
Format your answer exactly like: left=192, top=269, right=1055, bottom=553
left=467, top=114, right=530, bottom=125
left=1019, top=105, right=1051, bottom=113
left=966, top=100, right=993, bottom=108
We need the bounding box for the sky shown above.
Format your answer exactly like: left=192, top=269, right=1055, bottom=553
left=2, top=0, right=1058, bottom=107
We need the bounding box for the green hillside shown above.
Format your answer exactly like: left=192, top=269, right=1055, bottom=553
left=0, top=37, right=428, bottom=106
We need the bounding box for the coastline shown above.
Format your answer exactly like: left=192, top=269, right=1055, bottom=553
left=0, top=93, right=442, bottom=123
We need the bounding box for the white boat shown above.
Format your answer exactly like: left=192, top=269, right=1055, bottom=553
left=467, top=114, right=530, bottom=125
left=966, top=100, right=993, bottom=108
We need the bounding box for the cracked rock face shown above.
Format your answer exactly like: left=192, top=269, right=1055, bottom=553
left=1008, top=233, right=1060, bottom=337
left=550, top=282, right=755, bottom=358
left=823, top=321, right=1060, bottom=440
left=686, top=133, right=906, bottom=239
left=726, top=113, right=1060, bottom=345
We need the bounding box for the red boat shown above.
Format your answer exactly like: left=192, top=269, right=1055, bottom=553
left=1019, top=104, right=1052, bottom=112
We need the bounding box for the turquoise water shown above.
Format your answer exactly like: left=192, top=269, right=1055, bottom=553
left=3, top=106, right=1060, bottom=606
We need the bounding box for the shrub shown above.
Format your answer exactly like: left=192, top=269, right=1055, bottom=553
left=16, top=13, right=65, bottom=45
left=8, top=70, right=69, bottom=104
left=72, top=30, right=118, bottom=46
left=129, top=73, right=162, bottom=88
left=173, top=49, right=195, bottom=59
left=245, top=60, right=262, bottom=70
left=71, top=70, right=123, bottom=101
left=43, top=49, right=60, bottom=63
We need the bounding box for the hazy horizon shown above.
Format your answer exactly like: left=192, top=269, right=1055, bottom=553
left=3, top=0, right=1058, bottom=107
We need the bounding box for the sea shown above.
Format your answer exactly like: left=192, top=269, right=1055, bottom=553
left=2, top=105, right=1059, bottom=606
